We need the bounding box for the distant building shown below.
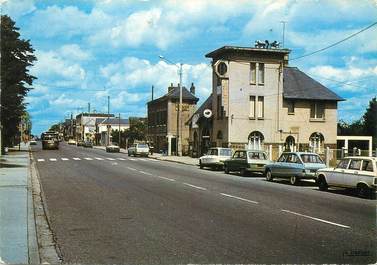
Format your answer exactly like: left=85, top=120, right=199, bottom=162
left=76, top=113, right=114, bottom=141
left=95, top=117, right=129, bottom=145
left=189, top=45, right=344, bottom=158
left=147, top=83, right=199, bottom=155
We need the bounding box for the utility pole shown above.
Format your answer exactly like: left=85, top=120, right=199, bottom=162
left=178, top=63, right=183, bottom=156
left=118, top=113, right=121, bottom=147
left=107, top=96, right=110, bottom=146
left=151, top=85, right=154, bottom=101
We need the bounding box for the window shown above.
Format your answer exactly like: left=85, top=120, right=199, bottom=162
left=207, top=148, right=218, bottom=156
left=278, top=154, right=288, bottom=162
left=248, top=152, right=267, bottom=160
left=287, top=154, right=300, bottom=164
left=217, top=95, right=222, bottom=119
left=257, top=96, right=264, bottom=118
left=233, top=151, right=240, bottom=158
left=300, top=154, right=323, bottom=164
left=248, top=131, right=264, bottom=150
left=336, top=159, right=349, bottom=169
left=310, top=102, right=325, bottom=119
left=217, top=62, right=227, bottom=76
left=217, top=130, right=223, bottom=139
left=362, top=160, right=373, bottom=172
left=349, top=159, right=362, bottom=170
left=220, top=149, right=232, bottom=156
left=288, top=101, right=295, bottom=114
left=258, top=63, right=265, bottom=84
left=250, top=62, right=256, bottom=84
left=239, top=151, right=247, bottom=159
left=249, top=96, right=256, bottom=118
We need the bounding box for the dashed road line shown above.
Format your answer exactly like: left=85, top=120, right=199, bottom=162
left=61, top=158, right=69, bottom=161
left=84, top=158, right=93, bottom=161
left=37, top=159, right=45, bottom=162
left=117, top=158, right=126, bottom=161
left=139, top=171, right=152, bottom=176
left=49, top=158, right=57, bottom=162
left=138, top=158, right=147, bottom=161
left=95, top=157, right=104, bottom=160
left=281, top=209, right=351, bottom=229
left=220, top=193, right=259, bottom=204
left=106, top=158, right=116, bottom=161
left=183, top=182, right=207, bottom=191
left=127, top=167, right=137, bottom=171
left=157, top=176, right=176, bottom=182
left=128, top=158, right=136, bottom=161
left=72, top=158, right=81, bottom=161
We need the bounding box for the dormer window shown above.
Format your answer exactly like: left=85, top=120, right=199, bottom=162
left=217, top=62, right=227, bottom=76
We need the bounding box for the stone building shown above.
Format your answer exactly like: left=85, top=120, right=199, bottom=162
left=189, top=45, right=344, bottom=158
left=147, top=83, right=199, bottom=155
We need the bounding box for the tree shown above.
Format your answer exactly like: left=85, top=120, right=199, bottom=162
left=363, top=97, right=377, bottom=148
left=1, top=15, right=37, bottom=148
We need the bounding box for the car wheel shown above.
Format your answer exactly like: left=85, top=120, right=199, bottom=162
left=357, top=183, right=372, bottom=199
left=290, top=176, right=299, bottom=185
left=317, top=176, right=328, bottom=191
left=224, top=165, right=230, bottom=174
left=265, top=170, right=273, bottom=181
left=199, top=161, right=203, bottom=169
left=240, top=168, right=247, bottom=177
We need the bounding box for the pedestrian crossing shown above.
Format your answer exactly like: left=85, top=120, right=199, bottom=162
left=35, top=157, right=158, bottom=163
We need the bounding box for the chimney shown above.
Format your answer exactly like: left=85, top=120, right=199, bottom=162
left=168, top=83, right=174, bottom=93
left=190, top=82, right=195, bottom=95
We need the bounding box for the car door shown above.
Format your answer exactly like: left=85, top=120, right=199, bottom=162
left=228, top=151, right=240, bottom=171
left=328, top=159, right=349, bottom=186
left=272, top=153, right=288, bottom=176
left=343, top=159, right=362, bottom=187
left=286, top=154, right=303, bottom=177
left=237, top=151, right=248, bottom=170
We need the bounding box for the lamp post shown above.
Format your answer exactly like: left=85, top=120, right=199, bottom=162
left=159, top=55, right=183, bottom=156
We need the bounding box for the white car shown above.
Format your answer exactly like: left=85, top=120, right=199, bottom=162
left=199, top=147, right=232, bottom=170
left=316, top=156, right=377, bottom=199
left=68, top=139, right=77, bottom=145
left=128, top=143, right=149, bottom=157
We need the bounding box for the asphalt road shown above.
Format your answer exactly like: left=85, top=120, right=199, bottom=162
left=31, top=142, right=376, bottom=264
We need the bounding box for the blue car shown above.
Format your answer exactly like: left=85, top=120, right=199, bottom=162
left=264, top=152, right=326, bottom=185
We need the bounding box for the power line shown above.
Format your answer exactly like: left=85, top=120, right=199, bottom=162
left=290, top=21, right=377, bottom=61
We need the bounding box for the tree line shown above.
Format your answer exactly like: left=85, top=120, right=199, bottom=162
left=1, top=15, right=36, bottom=150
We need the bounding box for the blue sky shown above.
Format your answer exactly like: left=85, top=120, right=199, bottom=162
left=2, top=0, right=377, bottom=135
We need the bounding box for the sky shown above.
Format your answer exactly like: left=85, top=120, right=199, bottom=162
left=1, top=0, right=377, bottom=135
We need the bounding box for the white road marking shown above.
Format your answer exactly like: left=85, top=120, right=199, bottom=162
left=49, top=158, right=57, bottom=161
left=117, top=158, right=126, bottom=161
left=72, top=158, right=81, bottom=161
left=106, top=158, right=116, bottom=161
left=138, top=158, right=147, bottom=161
left=128, top=158, right=136, bottom=161
left=139, top=171, right=152, bottom=176
left=281, top=209, right=350, bottom=229
left=95, top=157, right=104, bottom=160
left=37, top=159, right=45, bottom=162
left=61, top=158, right=69, bottom=161
left=84, top=158, right=93, bottom=160
left=183, top=182, right=207, bottom=191
left=157, top=176, right=176, bottom=182
left=220, top=193, right=259, bottom=204
left=127, top=167, right=137, bottom=171
left=148, top=159, right=158, bottom=162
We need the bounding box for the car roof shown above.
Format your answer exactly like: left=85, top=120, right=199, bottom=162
left=343, top=156, right=377, bottom=160
left=281, top=152, right=319, bottom=155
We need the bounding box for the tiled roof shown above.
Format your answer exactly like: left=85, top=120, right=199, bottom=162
left=283, top=67, right=344, bottom=101
left=95, top=118, right=129, bottom=125
left=148, top=86, right=199, bottom=104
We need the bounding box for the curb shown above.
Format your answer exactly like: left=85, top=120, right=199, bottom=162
left=30, top=152, right=62, bottom=264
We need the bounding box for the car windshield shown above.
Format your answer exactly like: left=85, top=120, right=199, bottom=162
left=207, top=149, right=218, bottom=156
left=300, top=154, right=323, bottom=164
left=138, top=144, right=148, bottom=148
left=219, top=149, right=231, bottom=156
left=248, top=152, right=266, bottom=160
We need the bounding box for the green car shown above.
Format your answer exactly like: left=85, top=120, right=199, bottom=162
left=224, top=150, right=271, bottom=176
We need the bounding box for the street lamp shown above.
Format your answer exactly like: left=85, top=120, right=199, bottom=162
left=159, top=55, right=183, bottom=156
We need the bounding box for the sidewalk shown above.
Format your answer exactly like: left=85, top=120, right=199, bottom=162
left=0, top=143, right=39, bottom=264
left=93, top=146, right=198, bottom=166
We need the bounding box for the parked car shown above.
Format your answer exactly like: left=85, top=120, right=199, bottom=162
left=316, top=156, right=377, bottom=199
left=199, top=147, right=232, bottom=170
left=264, top=152, right=326, bottom=185
left=76, top=140, right=85, bottom=147
left=83, top=141, right=93, bottom=148
left=106, top=144, right=120, bottom=153
left=68, top=139, right=76, bottom=145
left=29, top=140, right=37, bottom=145
left=128, top=143, right=149, bottom=157
left=224, top=149, right=271, bottom=176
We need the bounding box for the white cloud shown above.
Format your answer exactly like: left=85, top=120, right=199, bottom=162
left=1, top=0, right=36, bottom=18
left=59, top=44, right=92, bottom=61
